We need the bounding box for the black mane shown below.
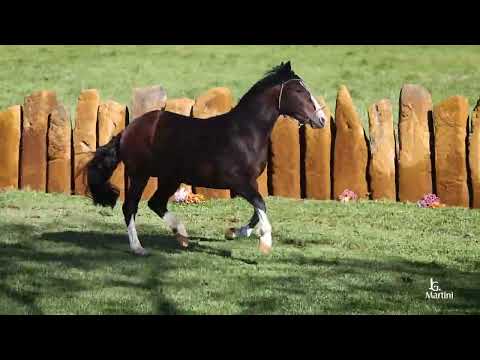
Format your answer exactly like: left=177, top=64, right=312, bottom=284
left=238, top=61, right=300, bottom=104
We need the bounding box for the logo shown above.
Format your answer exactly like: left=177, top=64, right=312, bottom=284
left=426, top=278, right=454, bottom=300
left=429, top=278, right=441, bottom=292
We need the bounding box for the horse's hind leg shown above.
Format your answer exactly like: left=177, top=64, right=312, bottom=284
left=148, top=181, right=189, bottom=248
left=123, top=175, right=149, bottom=256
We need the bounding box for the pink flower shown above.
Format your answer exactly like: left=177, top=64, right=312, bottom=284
left=339, top=189, right=358, bottom=202
left=173, top=186, right=206, bottom=204
left=417, top=193, right=441, bottom=208
left=174, top=187, right=190, bottom=203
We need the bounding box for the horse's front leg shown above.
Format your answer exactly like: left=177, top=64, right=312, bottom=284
left=225, top=211, right=258, bottom=239
left=227, top=181, right=272, bottom=254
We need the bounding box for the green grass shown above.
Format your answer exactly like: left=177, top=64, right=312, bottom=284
left=1, top=190, right=479, bottom=314
left=1, top=45, right=480, bottom=131
left=1, top=46, right=480, bottom=314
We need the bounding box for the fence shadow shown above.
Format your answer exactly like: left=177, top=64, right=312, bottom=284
left=250, top=254, right=480, bottom=314
left=1, top=222, right=478, bottom=314
left=0, top=223, right=186, bottom=314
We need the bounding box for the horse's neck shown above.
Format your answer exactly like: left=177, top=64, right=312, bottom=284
left=233, top=90, right=280, bottom=136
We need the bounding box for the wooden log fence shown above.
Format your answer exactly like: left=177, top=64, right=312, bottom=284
left=1, top=84, right=479, bottom=209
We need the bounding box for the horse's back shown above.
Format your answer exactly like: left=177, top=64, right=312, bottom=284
left=120, top=109, right=231, bottom=177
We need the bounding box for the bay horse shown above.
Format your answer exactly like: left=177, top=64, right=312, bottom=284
left=87, top=61, right=326, bottom=256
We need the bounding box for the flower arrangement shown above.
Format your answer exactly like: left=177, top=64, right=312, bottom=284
left=173, top=186, right=205, bottom=204
left=417, top=193, right=445, bottom=208
left=338, top=189, right=358, bottom=202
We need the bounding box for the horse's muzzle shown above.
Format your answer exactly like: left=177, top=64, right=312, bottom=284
left=310, top=110, right=326, bottom=129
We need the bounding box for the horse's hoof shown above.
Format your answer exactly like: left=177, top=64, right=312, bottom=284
left=258, top=241, right=272, bottom=255
left=131, top=247, right=149, bottom=256
left=225, top=227, right=237, bottom=240
left=176, top=234, right=189, bottom=249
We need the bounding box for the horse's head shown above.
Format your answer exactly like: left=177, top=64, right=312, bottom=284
left=277, top=61, right=326, bottom=129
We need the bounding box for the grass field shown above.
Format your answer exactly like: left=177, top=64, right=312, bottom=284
left=1, top=45, right=480, bottom=314
left=0, top=190, right=479, bottom=314
left=1, top=45, right=480, bottom=130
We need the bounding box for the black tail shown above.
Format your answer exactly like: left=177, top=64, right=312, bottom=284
left=87, top=133, right=123, bottom=208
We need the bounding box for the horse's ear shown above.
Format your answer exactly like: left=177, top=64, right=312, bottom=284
left=285, top=61, right=291, bottom=70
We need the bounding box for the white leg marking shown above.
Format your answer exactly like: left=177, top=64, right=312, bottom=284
left=225, top=222, right=255, bottom=240
left=237, top=226, right=254, bottom=237
left=128, top=217, right=148, bottom=256
left=163, top=211, right=188, bottom=237
left=256, top=209, right=272, bottom=253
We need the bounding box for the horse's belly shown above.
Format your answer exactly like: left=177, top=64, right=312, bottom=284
left=177, top=165, right=232, bottom=189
